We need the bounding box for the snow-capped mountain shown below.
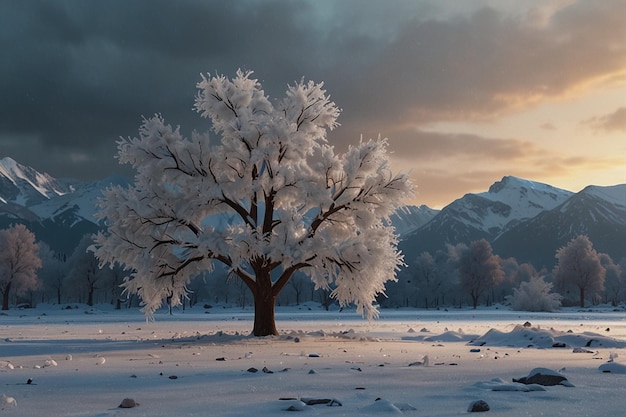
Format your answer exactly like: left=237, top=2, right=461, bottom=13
left=479, top=176, right=574, bottom=231
left=29, top=174, right=129, bottom=228
left=0, top=159, right=623, bottom=269
left=399, top=176, right=573, bottom=260
left=0, top=157, right=76, bottom=206
left=492, top=184, right=626, bottom=268
left=0, top=159, right=436, bottom=254
left=0, top=159, right=129, bottom=254
left=390, top=205, right=439, bottom=236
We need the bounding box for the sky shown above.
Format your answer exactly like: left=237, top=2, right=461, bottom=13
left=1, top=0, right=624, bottom=209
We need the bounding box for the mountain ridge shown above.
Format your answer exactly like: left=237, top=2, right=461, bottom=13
left=0, top=158, right=623, bottom=268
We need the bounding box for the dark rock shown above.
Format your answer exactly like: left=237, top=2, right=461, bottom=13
left=247, top=367, right=258, bottom=373
left=119, top=398, right=138, bottom=408
left=585, top=339, right=597, bottom=347
left=262, top=366, right=273, bottom=374
left=523, top=321, right=532, bottom=327
left=303, top=398, right=342, bottom=406
left=513, top=368, right=571, bottom=386
left=468, top=400, right=490, bottom=412
left=552, top=342, right=567, bottom=348
left=215, top=357, right=226, bottom=361
left=168, top=375, right=178, bottom=380
left=470, top=348, right=481, bottom=353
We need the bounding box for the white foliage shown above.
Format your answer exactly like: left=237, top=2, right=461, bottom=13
left=0, top=224, right=42, bottom=299
left=92, top=69, right=413, bottom=322
left=507, top=276, right=562, bottom=312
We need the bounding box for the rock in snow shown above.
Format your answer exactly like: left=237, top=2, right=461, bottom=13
left=474, top=378, right=545, bottom=392
left=468, top=400, right=490, bottom=412
left=513, top=368, right=574, bottom=387
left=283, top=400, right=307, bottom=411
left=119, top=398, right=139, bottom=408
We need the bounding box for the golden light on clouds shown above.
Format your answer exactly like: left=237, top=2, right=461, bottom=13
left=1, top=0, right=624, bottom=210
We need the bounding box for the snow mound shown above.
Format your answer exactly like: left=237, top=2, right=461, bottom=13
left=361, top=399, right=403, bottom=414
left=473, top=377, right=545, bottom=392
left=468, top=325, right=626, bottom=348
left=599, top=361, right=626, bottom=374
left=403, top=330, right=479, bottom=342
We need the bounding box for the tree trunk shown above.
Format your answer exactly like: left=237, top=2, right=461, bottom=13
left=2, top=282, right=11, bottom=310
left=252, top=287, right=278, bottom=336
left=471, top=290, right=479, bottom=309
left=88, top=287, right=94, bottom=307
left=579, top=287, right=585, bottom=308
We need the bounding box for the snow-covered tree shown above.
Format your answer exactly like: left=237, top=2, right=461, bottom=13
left=458, top=239, right=504, bottom=309
left=0, top=224, right=41, bottom=310
left=553, top=235, right=605, bottom=308
left=507, top=275, right=562, bottom=312
left=92, top=70, right=413, bottom=336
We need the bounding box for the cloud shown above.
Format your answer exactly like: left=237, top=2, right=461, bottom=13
left=0, top=0, right=623, bottom=198
left=583, top=107, right=626, bottom=133
left=338, top=1, right=626, bottom=131
left=383, top=129, right=541, bottom=163
left=386, top=129, right=625, bottom=208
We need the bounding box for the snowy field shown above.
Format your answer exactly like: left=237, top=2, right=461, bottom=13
left=1, top=304, right=625, bottom=416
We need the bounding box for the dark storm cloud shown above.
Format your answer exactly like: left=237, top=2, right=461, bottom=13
left=0, top=0, right=623, bottom=186
left=0, top=0, right=324, bottom=178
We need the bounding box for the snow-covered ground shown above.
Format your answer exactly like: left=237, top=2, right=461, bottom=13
left=1, top=303, right=625, bottom=416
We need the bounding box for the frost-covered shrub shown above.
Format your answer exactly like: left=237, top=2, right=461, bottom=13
left=507, top=276, right=562, bottom=312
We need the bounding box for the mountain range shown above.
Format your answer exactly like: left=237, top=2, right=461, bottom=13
left=399, top=176, right=626, bottom=270
left=0, top=157, right=624, bottom=269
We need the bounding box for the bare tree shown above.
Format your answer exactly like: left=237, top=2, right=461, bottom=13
left=0, top=224, right=42, bottom=310
left=512, top=263, right=539, bottom=286
left=458, top=239, right=504, bottom=309
left=288, top=274, right=309, bottom=306
left=413, top=252, right=441, bottom=308
left=600, top=253, right=623, bottom=307
left=67, top=235, right=109, bottom=306
left=553, top=235, right=605, bottom=308
left=106, top=264, right=128, bottom=309
left=38, top=243, right=68, bottom=305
